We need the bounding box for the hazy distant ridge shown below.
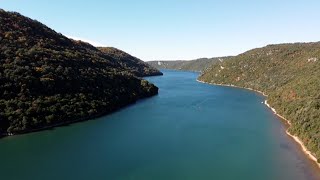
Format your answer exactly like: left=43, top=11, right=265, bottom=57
left=148, top=57, right=232, bottom=72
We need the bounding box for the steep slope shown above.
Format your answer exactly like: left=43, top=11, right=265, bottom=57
left=98, top=47, right=163, bottom=77
left=148, top=57, right=231, bottom=72
left=0, top=9, right=158, bottom=135
left=199, top=42, right=320, bottom=159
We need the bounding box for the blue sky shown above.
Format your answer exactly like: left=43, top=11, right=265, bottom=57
left=1, top=0, right=320, bottom=60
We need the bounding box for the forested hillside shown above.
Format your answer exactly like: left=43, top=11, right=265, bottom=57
left=148, top=57, right=231, bottom=72
left=199, top=42, right=320, bottom=159
left=0, top=9, right=159, bottom=135
left=98, top=47, right=162, bottom=77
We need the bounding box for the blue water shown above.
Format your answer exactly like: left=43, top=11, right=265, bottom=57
left=0, top=70, right=319, bottom=180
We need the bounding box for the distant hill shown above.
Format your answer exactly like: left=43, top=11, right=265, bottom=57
left=199, top=42, right=320, bottom=159
left=148, top=57, right=231, bottom=72
left=98, top=47, right=163, bottom=77
left=0, top=9, right=160, bottom=135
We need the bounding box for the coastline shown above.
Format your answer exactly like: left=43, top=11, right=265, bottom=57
left=1, top=110, right=111, bottom=138
left=263, top=100, right=291, bottom=126
left=196, top=79, right=320, bottom=168
left=196, top=80, right=268, bottom=97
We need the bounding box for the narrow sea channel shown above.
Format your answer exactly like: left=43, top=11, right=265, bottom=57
left=0, top=70, right=319, bottom=180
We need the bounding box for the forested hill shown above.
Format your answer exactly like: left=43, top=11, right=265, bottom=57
left=199, top=42, right=320, bottom=159
left=147, top=57, right=231, bottom=72
left=0, top=9, right=159, bottom=135
left=98, top=47, right=163, bottom=77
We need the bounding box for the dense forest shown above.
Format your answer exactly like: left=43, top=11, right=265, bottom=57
left=0, top=9, right=161, bottom=135
left=148, top=57, right=231, bottom=72
left=199, top=42, right=320, bottom=160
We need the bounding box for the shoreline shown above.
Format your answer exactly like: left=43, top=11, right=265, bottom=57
left=197, top=79, right=320, bottom=168
left=196, top=80, right=268, bottom=96
left=263, top=100, right=291, bottom=126
left=0, top=110, right=110, bottom=138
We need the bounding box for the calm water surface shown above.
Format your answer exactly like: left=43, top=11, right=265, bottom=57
left=0, top=70, right=319, bottom=180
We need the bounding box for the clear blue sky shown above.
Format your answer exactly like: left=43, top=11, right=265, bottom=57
left=1, top=0, right=320, bottom=60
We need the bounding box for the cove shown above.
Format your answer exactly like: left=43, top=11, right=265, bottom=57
left=0, top=70, right=319, bottom=180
